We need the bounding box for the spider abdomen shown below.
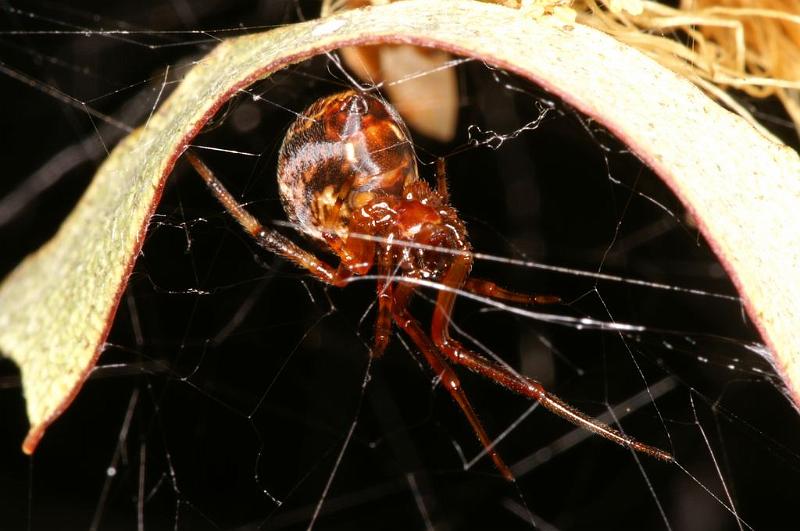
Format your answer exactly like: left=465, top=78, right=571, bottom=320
left=277, top=91, right=420, bottom=241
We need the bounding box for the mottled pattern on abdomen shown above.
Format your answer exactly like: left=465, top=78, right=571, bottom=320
left=277, top=91, right=420, bottom=241
left=277, top=139, right=354, bottom=240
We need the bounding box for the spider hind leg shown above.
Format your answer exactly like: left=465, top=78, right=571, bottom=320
left=465, top=277, right=561, bottom=305
left=432, top=255, right=672, bottom=464
left=391, top=284, right=514, bottom=480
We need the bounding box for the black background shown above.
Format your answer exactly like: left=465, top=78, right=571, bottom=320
left=1, top=1, right=799, bottom=530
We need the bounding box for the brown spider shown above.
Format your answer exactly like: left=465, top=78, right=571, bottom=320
left=184, top=89, right=671, bottom=480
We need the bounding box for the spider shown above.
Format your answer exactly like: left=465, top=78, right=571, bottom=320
left=184, top=89, right=671, bottom=480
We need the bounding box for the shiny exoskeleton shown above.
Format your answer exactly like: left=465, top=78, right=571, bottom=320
left=185, top=90, right=671, bottom=482
left=277, top=91, right=468, bottom=282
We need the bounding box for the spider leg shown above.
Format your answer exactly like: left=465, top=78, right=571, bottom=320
left=372, top=251, right=394, bottom=358
left=436, top=159, right=557, bottom=304
left=464, top=277, right=560, bottom=305
left=431, top=255, right=672, bottom=462
left=185, top=151, right=350, bottom=286
left=391, top=284, right=514, bottom=480
left=436, top=157, right=561, bottom=304
left=434, top=157, right=449, bottom=202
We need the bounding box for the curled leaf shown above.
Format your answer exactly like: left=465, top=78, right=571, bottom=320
left=1, top=0, right=798, bottom=453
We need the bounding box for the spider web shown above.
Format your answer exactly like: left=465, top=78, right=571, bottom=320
left=1, top=1, right=799, bottom=530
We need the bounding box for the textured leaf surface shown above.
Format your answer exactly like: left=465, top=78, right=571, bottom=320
left=1, top=0, right=798, bottom=453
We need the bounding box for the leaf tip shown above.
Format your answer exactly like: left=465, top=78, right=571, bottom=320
left=22, top=425, right=44, bottom=455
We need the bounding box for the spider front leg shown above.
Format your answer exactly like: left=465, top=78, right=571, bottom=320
left=185, top=151, right=351, bottom=286
left=431, top=255, right=672, bottom=463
